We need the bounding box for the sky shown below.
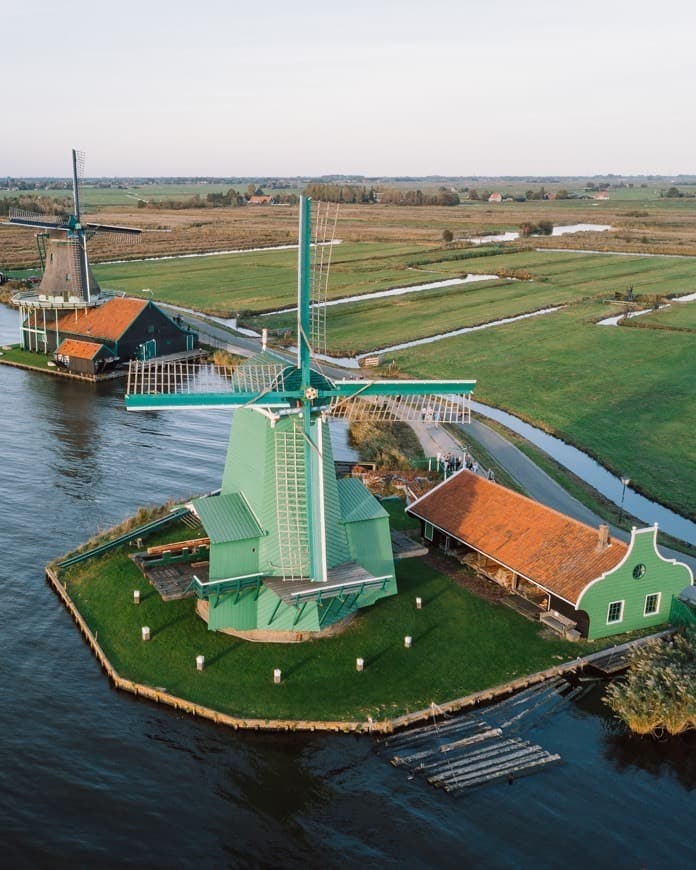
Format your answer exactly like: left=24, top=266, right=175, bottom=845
left=4, top=0, right=695, bottom=177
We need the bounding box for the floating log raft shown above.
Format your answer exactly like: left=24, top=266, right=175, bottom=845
left=383, top=677, right=584, bottom=794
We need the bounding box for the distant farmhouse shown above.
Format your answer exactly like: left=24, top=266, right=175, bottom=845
left=248, top=195, right=273, bottom=205
left=30, top=297, right=198, bottom=376
left=408, top=471, right=693, bottom=640
left=487, top=192, right=503, bottom=203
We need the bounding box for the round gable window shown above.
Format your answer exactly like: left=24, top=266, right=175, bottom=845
left=632, top=563, right=646, bottom=579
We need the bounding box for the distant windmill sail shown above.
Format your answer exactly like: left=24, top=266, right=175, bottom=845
left=2, top=148, right=142, bottom=306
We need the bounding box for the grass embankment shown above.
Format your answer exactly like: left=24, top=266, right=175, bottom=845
left=0, top=344, right=54, bottom=370
left=348, top=419, right=424, bottom=469
left=61, top=524, right=592, bottom=722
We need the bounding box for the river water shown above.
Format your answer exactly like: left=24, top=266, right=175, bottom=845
left=1, top=304, right=694, bottom=868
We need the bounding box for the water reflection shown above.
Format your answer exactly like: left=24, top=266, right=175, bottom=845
left=604, top=727, right=696, bottom=791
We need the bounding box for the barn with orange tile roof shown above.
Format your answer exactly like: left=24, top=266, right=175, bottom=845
left=408, top=470, right=692, bottom=639
left=35, top=297, right=198, bottom=370
left=54, top=338, right=118, bottom=376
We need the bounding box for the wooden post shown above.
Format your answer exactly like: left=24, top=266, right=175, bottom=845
left=404, top=636, right=412, bottom=648
left=141, top=626, right=150, bottom=641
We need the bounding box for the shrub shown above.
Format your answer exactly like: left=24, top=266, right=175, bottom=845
left=604, top=630, right=696, bottom=736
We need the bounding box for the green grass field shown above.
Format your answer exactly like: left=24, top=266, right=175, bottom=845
left=93, top=242, right=696, bottom=521
left=395, top=298, right=696, bottom=521
left=93, top=242, right=434, bottom=314
left=62, top=536, right=592, bottom=722
left=631, top=299, right=696, bottom=330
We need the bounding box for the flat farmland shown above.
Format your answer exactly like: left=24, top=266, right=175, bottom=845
left=251, top=249, right=696, bottom=354
left=93, top=242, right=435, bottom=314
left=6, top=193, right=696, bottom=269
left=393, top=298, right=696, bottom=521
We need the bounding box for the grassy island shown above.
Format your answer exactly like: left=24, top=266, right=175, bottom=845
left=53, top=516, right=610, bottom=724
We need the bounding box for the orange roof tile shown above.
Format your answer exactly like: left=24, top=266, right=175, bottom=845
left=409, top=471, right=628, bottom=604
left=55, top=338, right=107, bottom=360
left=55, top=297, right=148, bottom=342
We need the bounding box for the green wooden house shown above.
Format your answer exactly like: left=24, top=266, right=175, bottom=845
left=408, top=470, right=693, bottom=640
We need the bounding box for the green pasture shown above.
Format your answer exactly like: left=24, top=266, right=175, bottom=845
left=61, top=539, right=588, bottom=722
left=255, top=277, right=579, bottom=356
left=252, top=248, right=696, bottom=354
left=395, top=298, right=696, bottom=522
left=93, top=242, right=434, bottom=314
left=631, top=299, right=696, bottom=330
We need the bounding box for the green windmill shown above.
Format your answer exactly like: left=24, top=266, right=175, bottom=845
left=126, top=197, right=476, bottom=639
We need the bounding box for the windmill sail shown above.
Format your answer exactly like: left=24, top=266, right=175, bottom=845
left=310, top=200, right=339, bottom=356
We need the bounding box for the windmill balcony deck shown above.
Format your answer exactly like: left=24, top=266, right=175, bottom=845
left=264, top=562, right=391, bottom=605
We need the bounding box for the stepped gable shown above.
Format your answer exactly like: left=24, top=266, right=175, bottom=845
left=409, top=470, right=628, bottom=604
left=54, top=297, right=148, bottom=341
left=55, top=338, right=106, bottom=360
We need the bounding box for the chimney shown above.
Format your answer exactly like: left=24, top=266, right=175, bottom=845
left=596, top=523, right=610, bottom=550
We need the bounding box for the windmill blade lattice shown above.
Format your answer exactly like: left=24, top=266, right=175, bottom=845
left=7, top=208, right=69, bottom=229
left=309, top=200, right=339, bottom=357
left=328, top=391, right=471, bottom=424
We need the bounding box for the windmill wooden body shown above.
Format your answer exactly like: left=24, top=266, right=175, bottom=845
left=2, top=149, right=140, bottom=351
left=125, top=197, right=476, bottom=639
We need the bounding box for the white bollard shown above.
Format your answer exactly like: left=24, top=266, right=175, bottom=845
left=196, top=655, right=205, bottom=671
left=415, top=596, right=422, bottom=609
left=141, top=626, right=150, bottom=641
left=133, top=589, right=141, bottom=605
left=404, top=635, right=412, bottom=648
left=356, top=657, right=364, bottom=672
left=273, top=668, right=282, bottom=684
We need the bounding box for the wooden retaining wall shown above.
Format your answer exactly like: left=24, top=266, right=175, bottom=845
left=45, top=566, right=668, bottom=736
left=0, top=358, right=124, bottom=382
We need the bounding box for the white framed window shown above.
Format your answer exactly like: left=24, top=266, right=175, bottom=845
left=607, top=600, right=624, bottom=624
left=424, top=522, right=434, bottom=541
left=644, top=592, right=661, bottom=616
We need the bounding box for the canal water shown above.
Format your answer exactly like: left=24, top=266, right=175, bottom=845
left=1, top=304, right=694, bottom=868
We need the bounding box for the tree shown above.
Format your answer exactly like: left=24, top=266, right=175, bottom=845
left=442, top=229, right=453, bottom=244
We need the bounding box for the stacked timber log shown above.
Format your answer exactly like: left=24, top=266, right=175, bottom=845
left=383, top=678, right=585, bottom=794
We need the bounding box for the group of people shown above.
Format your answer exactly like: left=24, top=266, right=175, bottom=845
left=441, top=450, right=496, bottom=481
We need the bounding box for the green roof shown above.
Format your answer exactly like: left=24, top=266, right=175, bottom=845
left=337, top=478, right=388, bottom=524
left=192, top=492, right=263, bottom=544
